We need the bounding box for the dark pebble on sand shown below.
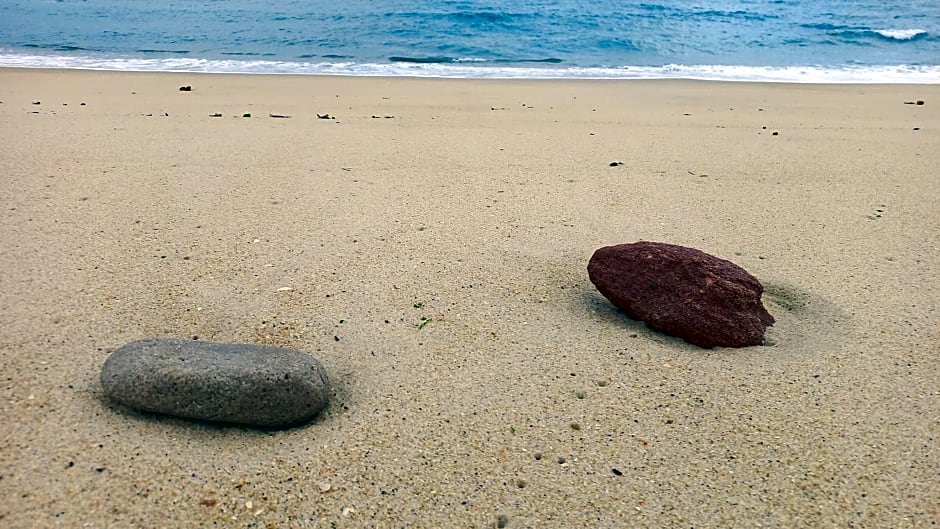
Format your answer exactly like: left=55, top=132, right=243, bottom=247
left=612, top=468, right=623, bottom=476
left=497, top=514, right=509, bottom=528
left=609, top=161, right=624, bottom=167
left=588, top=241, right=774, bottom=348
left=772, top=131, right=779, bottom=136
left=209, top=113, right=222, bottom=117
left=179, top=86, right=192, bottom=91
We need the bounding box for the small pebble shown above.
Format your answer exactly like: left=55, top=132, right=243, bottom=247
left=497, top=514, right=509, bottom=528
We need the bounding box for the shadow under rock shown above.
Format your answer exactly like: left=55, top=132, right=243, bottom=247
left=573, top=279, right=849, bottom=351
left=575, top=288, right=668, bottom=339
left=93, top=381, right=348, bottom=434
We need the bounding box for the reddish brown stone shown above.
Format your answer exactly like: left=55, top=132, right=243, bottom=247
left=588, top=241, right=774, bottom=348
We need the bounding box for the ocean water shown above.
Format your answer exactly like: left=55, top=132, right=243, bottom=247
left=0, top=0, right=938, bottom=83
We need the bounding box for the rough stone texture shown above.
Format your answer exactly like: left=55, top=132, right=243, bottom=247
left=100, top=338, right=330, bottom=427
left=588, top=241, right=775, bottom=348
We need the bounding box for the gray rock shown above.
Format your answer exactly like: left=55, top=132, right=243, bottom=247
left=100, top=338, right=330, bottom=428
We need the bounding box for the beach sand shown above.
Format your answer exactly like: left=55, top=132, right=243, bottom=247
left=1, top=68, right=937, bottom=528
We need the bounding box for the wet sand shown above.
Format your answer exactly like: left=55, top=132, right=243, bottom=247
left=1, top=68, right=938, bottom=528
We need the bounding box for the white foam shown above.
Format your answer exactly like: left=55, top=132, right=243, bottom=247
left=1, top=53, right=938, bottom=84
left=874, top=29, right=927, bottom=40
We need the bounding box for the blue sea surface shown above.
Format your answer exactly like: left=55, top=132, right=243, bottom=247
left=0, top=0, right=938, bottom=82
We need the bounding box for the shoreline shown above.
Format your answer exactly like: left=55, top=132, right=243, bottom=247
left=1, top=57, right=939, bottom=83
left=1, top=67, right=937, bottom=528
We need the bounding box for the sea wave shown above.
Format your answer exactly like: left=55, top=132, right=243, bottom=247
left=135, top=49, right=190, bottom=55
left=389, top=55, right=562, bottom=64
left=1, top=53, right=938, bottom=84
left=873, top=29, right=927, bottom=41
left=802, top=25, right=930, bottom=44
left=799, top=23, right=851, bottom=31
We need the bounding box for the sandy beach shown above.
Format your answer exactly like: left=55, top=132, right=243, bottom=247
left=1, top=68, right=937, bottom=528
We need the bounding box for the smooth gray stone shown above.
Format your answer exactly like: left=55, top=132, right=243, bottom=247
left=100, top=338, right=330, bottom=428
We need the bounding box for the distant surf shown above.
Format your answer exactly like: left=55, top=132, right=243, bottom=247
left=2, top=52, right=937, bottom=84
left=388, top=56, right=563, bottom=65
left=872, top=29, right=927, bottom=41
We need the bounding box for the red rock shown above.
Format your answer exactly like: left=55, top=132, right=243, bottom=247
left=587, top=241, right=774, bottom=348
